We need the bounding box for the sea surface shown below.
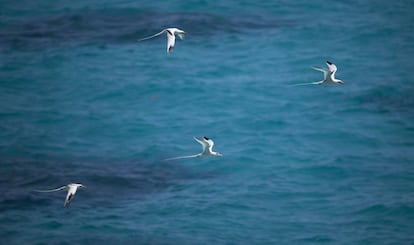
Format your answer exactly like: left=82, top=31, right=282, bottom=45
left=1, top=1, right=414, bottom=244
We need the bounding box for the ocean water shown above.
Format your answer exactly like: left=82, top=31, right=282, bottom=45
left=1, top=0, right=414, bottom=244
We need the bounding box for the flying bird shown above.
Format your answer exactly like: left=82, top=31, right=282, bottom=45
left=292, top=61, right=344, bottom=86
left=35, top=183, right=86, bottom=208
left=138, top=28, right=186, bottom=54
left=165, top=136, right=223, bottom=161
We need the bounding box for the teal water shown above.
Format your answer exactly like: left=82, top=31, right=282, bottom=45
left=1, top=1, right=414, bottom=244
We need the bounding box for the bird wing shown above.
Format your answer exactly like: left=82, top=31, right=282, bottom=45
left=176, top=31, right=186, bottom=40
left=137, top=30, right=166, bottom=42
left=326, top=61, right=338, bottom=80
left=166, top=30, right=176, bottom=53
left=194, top=137, right=210, bottom=153
left=326, top=61, right=337, bottom=74
left=34, top=186, right=67, bottom=192
left=311, top=66, right=330, bottom=80
left=205, top=138, right=214, bottom=152
left=64, top=185, right=78, bottom=208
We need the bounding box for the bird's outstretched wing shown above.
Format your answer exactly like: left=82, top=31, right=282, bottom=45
left=205, top=137, right=214, bottom=151
left=176, top=32, right=186, bottom=40
left=64, top=185, right=80, bottom=208
left=166, top=31, right=176, bottom=53
left=326, top=61, right=337, bottom=74
left=64, top=191, right=74, bottom=208
left=194, top=137, right=210, bottom=153
left=311, top=66, right=330, bottom=80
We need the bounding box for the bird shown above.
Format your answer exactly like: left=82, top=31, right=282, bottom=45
left=165, top=136, right=223, bottom=161
left=35, top=183, right=86, bottom=208
left=292, top=61, right=344, bottom=86
left=138, top=28, right=186, bottom=54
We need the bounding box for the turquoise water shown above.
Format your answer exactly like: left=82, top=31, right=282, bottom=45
left=1, top=1, right=414, bottom=244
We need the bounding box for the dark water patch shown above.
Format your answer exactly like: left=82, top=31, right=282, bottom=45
left=38, top=220, right=63, bottom=230
left=351, top=86, right=414, bottom=114
left=0, top=157, right=217, bottom=211
left=378, top=172, right=414, bottom=185
left=295, top=235, right=336, bottom=243
left=354, top=204, right=414, bottom=218
left=0, top=196, right=50, bottom=212
left=292, top=165, right=350, bottom=181
left=0, top=8, right=289, bottom=52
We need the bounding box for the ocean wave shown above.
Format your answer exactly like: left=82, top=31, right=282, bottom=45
left=0, top=8, right=289, bottom=51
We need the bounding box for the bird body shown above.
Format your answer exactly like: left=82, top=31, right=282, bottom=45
left=293, top=61, right=344, bottom=86
left=193, top=136, right=222, bottom=157
left=138, top=28, right=186, bottom=53
left=165, top=136, right=222, bottom=161
left=35, top=183, right=86, bottom=208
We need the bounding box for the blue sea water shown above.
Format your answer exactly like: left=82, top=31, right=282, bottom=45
left=1, top=0, right=414, bottom=244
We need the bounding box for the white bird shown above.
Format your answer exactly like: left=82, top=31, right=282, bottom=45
left=138, top=28, right=186, bottom=54
left=165, top=136, right=223, bottom=161
left=35, top=183, right=86, bottom=208
left=292, top=61, right=344, bottom=86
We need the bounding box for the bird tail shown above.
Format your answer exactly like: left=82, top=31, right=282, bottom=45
left=34, top=186, right=67, bottom=192
left=164, top=154, right=199, bottom=161
left=137, top=30, right=165, bottom=42
left=290, top=82, right=321, bottom=86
